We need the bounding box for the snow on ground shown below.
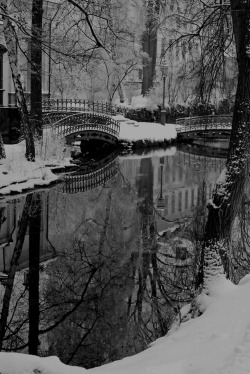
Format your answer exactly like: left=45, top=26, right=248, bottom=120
left=0, top=141, right=70, bottom=195
left=1, top=274, right=250, bottom=373
left=0, top=117, right=177, bottom=195
left=116, top=114, right=177, bottom=142
left=0, top=354, right=87, bottom=374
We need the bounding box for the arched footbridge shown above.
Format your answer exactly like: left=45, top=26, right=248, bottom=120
left=42, top=99, right=121, bottom=145
left=176, top=115, right=232, bottom=142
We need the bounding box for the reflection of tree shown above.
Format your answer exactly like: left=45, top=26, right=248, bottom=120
left=28, top=193, right=41, bottom=355
left=39, top=179, right=139, bottom=368
left=128, top=158, right=195, bottom=346
left=0, top=207, right=7, bottom=228
left=0, top=193, right=33, bottom=350
left=0, top=157, right=196, bottom=365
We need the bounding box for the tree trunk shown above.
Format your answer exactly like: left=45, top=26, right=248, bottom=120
left=1, top=0, right=35, bottom=161
left=197, top=0, right=250, bottom=288
left=28, top=193, right=42, bottom=355
left=141, top=0, right=160, bottom=96
left=0, top=193, right=33, bottom=350
left=0, top=134, right=6, bottom=159
left=30, top=0, right=43, bottom=138
left=117, top=81, right=125, bottom=103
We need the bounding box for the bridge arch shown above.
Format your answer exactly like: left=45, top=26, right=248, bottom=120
left=176, top=115, right=232, bottom=142
left=46, top=112, right=120, bottom=145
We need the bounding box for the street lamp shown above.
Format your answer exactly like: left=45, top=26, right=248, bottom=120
left=160, top=60, right=168, bottom=126
left=157, top=157, right=165, bottom=209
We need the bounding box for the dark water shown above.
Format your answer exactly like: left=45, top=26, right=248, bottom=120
left=0, top=145, right=226, bottom=368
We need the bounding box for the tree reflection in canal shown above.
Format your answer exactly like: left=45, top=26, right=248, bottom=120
left=0, top=146, right=233, bottom=368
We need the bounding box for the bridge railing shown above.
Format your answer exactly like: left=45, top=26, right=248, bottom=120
left=42, top=98, right=118, bottom=116
left=51, top=112, right=120, bottom=139
left=176, top=115, right=232, bottom=133
left=63, top=158, right=119, bottom=193
left=176, top=150, right=226, bottom=171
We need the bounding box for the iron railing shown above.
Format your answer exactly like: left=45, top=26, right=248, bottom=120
left=49, top=112, right=120, bottom=139
left=176, top=115, right=232, bottom=133
left=63, top=157, right=119, bottom=193
left=42, top=98, right=118, bottom=116
left=176, top=150, right=226, bottom=171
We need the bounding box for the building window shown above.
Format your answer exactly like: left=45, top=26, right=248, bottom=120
left=178, top=191, right=182, bottom=212
left=171, top=193, right=175, bottom=214
left=191, top=189, right=194, bottom=207
left=161, top=37, right=166, bottom=57
left=138, top=69, right=142, bottom=80
left=0, top=53, right=3, bottom=89
left=0, top=44, right=7, bottom=106
left=185, top=190, right=188, bottom=209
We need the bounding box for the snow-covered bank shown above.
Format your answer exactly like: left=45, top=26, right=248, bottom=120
left=0, top=354, right=87, bottom=374
left=1, top=275, right=250, bottom=373
left=117, top=114, right=177, bottom=142
left=0, top=141, right=70, bottom=195
left=0, top=117, right=177, bottom=195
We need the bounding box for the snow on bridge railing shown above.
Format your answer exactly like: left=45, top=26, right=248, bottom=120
left=176, top=114, right=232, bottom=133
left=42, top=98, right=126, bottom=116
left=49, top=112, right=120, bottom=139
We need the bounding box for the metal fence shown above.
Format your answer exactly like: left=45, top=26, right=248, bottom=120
left=42, top=98, right=118, bottom=116
left=50, top=112, right=120, bottom=139
left=63, top=158, right=119, bottom=193
left=176, top=115, right=232, bottom=133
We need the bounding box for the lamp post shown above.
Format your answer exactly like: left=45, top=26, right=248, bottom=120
left=160, top=61, right=168, bottom=126
left=46, top=0, right=57, bottom=100
left=157, top=157, right=165, bottom=209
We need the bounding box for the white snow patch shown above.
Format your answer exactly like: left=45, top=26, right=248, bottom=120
left=0, top=140, right=70, bottom=195
left=0, top=353, right=87, bottom=374
left=113, top=114, right=177, bottom=142
left=217, top=167, right=227, bottom=184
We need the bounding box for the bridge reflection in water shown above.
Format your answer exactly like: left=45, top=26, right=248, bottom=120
left=0, top=146, right=228, bottom=365
left=62, top=156, right=119, bottom=193
left=0, top=147, right=226, bottom=274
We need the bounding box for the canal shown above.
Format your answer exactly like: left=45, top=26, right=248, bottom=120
left=0, top=144, right=226, bottom=368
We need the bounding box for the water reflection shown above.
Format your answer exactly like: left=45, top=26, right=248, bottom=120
left=0, top=146, right=226, bottom=367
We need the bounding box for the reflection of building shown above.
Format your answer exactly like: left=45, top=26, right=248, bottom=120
left=152, top=151, right=225, bottom=221
left=120, top=149, right=226, bottom=225
left=0, top=196, right=53, bottom=274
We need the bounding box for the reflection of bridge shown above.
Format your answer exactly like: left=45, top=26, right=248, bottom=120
left=176, top=149, right=226, bottom=172
left=176, top=115, right=232, bottom=142
left=62, top=157, right=119, bottom=193
left=42, top=99, right=121, bottom=145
